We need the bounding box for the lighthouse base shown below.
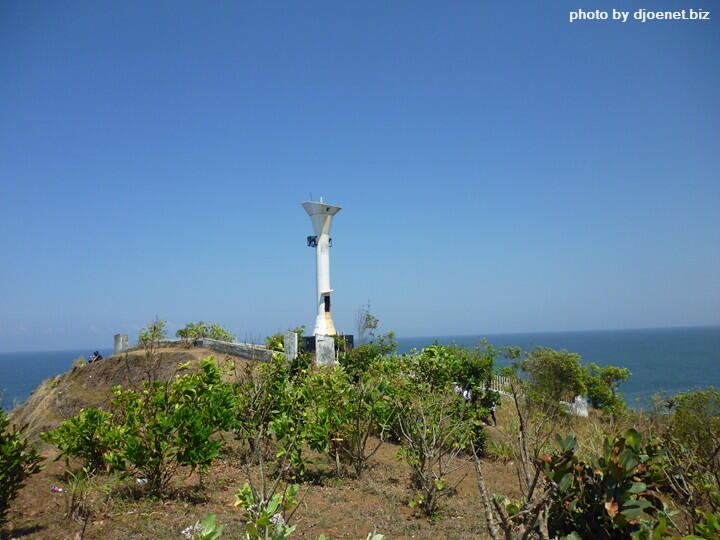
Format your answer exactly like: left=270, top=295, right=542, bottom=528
left=314, top=311, right=337, bottom=336
left=315, top=335, right=337, bottom=366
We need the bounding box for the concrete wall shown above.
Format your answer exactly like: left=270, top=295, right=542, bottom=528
left=146, top=338, right=274, bottom=363
left=194, top=338, right=274, bottom=362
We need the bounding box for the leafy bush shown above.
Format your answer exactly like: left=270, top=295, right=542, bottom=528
left=177, top=322, right=234, bottom=342
left=268, top=375, right=317, bottom=479
left=516, top=347, right=631, bottom=416
left=0, top=410, right=43, bottom=527
left=339, top=344, right=383, bottom=381
left=233, top=355, right=291, bottom=465
left=544, top=429, right=666, bottom=538
left=302, top=368, right=396, bottom=478
left=339, top=328, right=397, bottom=381
left=265, top=333, right=285, bottom=352
left=670, top=387, right=720, bottom=470
left=394, top=384, right=473, bottom=516
left=138, top=318, right=167, bottom=346
left=662, top=388, right=720, bottom=530
left=582, top=363, right=631, bottom=413
left=40, top=408, right=123, bottom=472
left=107, top=357, right=236, bottom=495
left=521, top=347, right=586, bottom=404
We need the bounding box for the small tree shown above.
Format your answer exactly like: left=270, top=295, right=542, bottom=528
left=40, top=408, right=123, bottom=473
left=137, top=318, right=167, bottom=383
left=107, top=357, right=236, bottom=495
left=0, top=410, right=44, bottom=527
left=582, top=363, right=631, bottom=413
left=356, top=302, right=379, bottom=346
left=303, top=368, right=396, bottom=478
left=521, top=347, right=586, bottom=405
left=176, top=322, right=234, bottom=342
left=394, top=384, right=472, bottom=516
left=662, top=388, right=720, bottom=531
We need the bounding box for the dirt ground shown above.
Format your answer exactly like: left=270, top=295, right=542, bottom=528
left=4, top=433, right=521, bottom=540
left=5, top=348, right=527, bottom=539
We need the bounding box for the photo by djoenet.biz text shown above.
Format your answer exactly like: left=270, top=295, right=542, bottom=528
left=569, top=8, right=711, bottom=23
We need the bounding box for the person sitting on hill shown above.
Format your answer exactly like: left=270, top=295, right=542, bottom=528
left=89, top=351, right=103, bottom=363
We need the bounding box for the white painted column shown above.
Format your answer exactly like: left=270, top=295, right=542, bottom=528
left=302, top=199, right=342, bottom=338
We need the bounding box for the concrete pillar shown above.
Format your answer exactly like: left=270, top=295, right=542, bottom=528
left=315, top=334, right=337, bottom=367
left=284, top=331, right=298, bottom=362
left=573, top=395, right=589, bottom=418
left=114, top=334, right=129, bottom=354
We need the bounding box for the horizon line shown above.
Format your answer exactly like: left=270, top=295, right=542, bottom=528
left=1, top=323, right=719, bottom=355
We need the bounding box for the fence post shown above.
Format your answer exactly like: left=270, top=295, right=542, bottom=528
left=114, top=334, right=128, bottom=354
left=315, top=335, right=337, bottom=366
left=283, top=331, right=298, bottom=362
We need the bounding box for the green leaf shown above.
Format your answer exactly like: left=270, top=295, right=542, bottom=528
left=628, top=482, right=647, bottom=493
left=619, top=448, right=640, bottom=473
left=622, top=499, right=652, bottom=521
left=624, top=429, right=641, bottom=451
left=200, top=513, right=216, bottom=531
left=558, top=472, right=573, bottom=492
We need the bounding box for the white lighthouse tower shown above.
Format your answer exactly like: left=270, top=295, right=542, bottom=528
left=302, top=197, right=341, bottom=338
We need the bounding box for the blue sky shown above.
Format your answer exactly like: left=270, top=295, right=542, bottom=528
left=1, top=0, right=718, bottom=352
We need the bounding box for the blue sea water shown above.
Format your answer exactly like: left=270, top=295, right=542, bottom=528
left=0, top=326, right=718, bottom=411
left=397, top=326, right=720, bottom=407
left=0, top=348, right=113, bottom=411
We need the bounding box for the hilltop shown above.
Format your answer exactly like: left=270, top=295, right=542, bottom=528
left=10, top=346, right=254, bottom=439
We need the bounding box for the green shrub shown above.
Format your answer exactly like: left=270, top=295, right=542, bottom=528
left=514, top=347, right=631, bottom=416
left=582, top=363, right=631, bottom=414
left=138, top=318, right=167, bottom=346
left=268, top=376, right=317, bottom=479
left=662, top=388, right=720, bottom=528
left=544, top=429, right=666, bottom=538
left=521, top=347, right=586, bottom=404
left=107, top=357, right=236, bottom=495
left=302, top=367, right=396, bottom=478
left=339, top=344, right=383, bottom=381
left=265, top=333, right=284, bottom=352
left=339, top=329, right=397, bottom=379
left=670, top=387, right=720, bottom=468
left=233, top=355, right=293, bottom=467
left=0, top=410, right=43, bottom=527
left=394, top=384, right=473, bottom=516
left=40, top=408, right=123, bottom=472
left=176, top=322, right=234, bottom=342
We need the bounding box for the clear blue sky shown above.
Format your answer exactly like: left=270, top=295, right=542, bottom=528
left=1, top=0, right=718, bottom=352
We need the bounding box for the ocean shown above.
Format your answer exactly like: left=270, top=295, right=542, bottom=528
left=0, top=348, right=114, bottom=412
left=1, top=326, right=718, bottom=412
left=396, top=326, right=720, bottom=407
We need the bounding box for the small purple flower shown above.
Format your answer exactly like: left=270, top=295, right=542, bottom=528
left=270, top=513, right=285, bottom=527
left=181, top=522, right=205, bottom=539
